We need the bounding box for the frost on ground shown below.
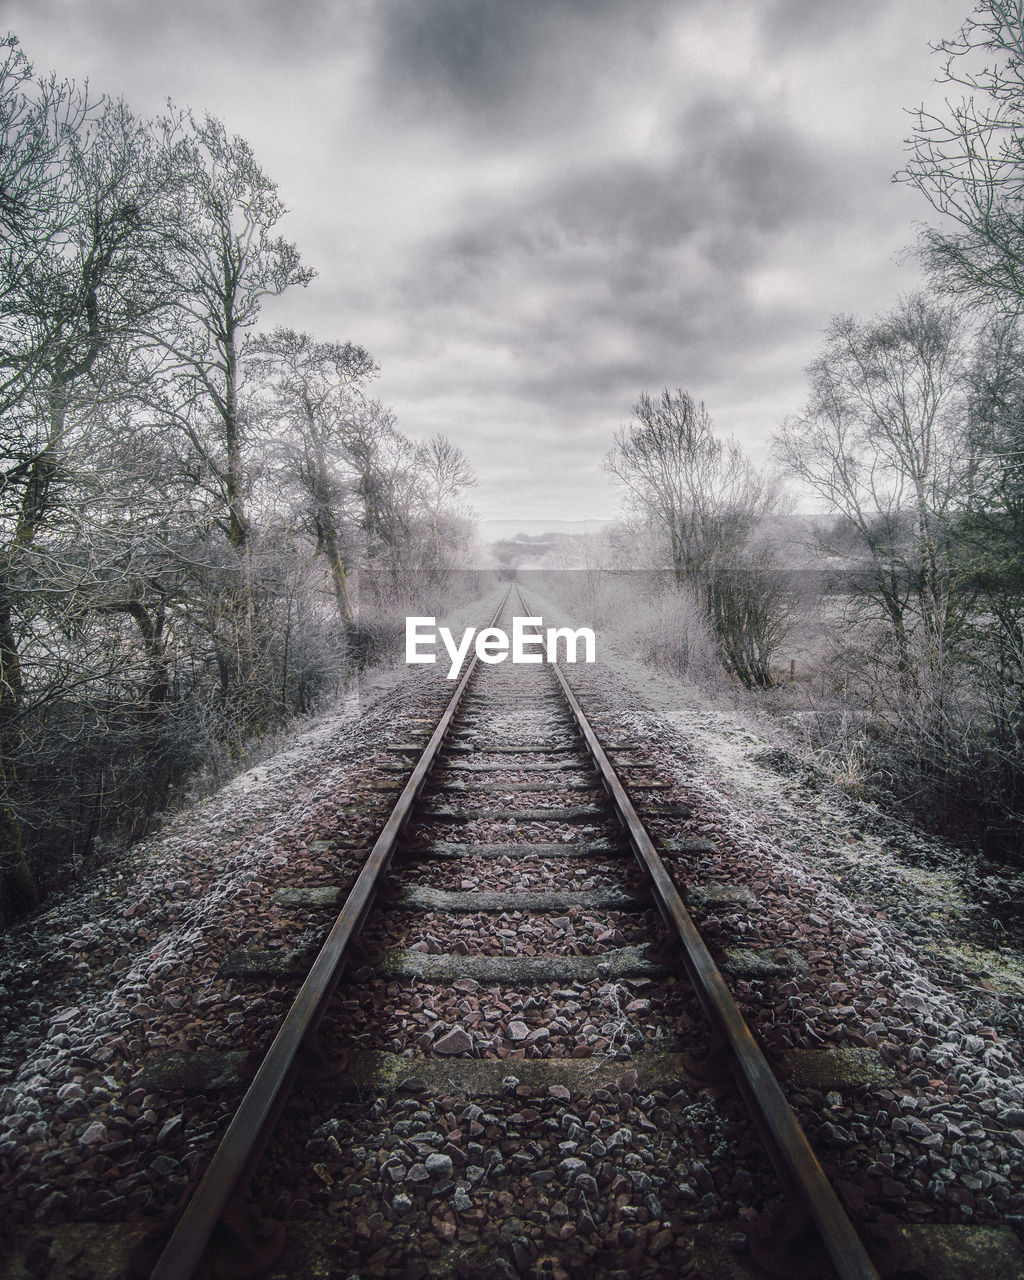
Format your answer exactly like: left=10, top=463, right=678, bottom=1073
left=530, top=575, right=1024, bottom=998
left=0, top=638, right=464, bottom=1228
left=607, top=644, right=1024, bottom=997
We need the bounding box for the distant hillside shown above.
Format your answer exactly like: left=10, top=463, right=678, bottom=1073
left=490, top=532, right=571, bottom=568
left=480, top=517, right=612, bottom=542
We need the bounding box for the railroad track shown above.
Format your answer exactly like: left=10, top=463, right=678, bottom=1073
left=148, top=586, right=880, bottom=1280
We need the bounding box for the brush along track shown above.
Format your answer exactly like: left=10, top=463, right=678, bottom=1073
left=148, top=593, right=880, bottom=1280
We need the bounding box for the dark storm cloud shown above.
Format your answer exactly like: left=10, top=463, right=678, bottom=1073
left=380, top=0, right=548, bottom=103
left=758, top=0, right=890, bottom=51
left=408, top=91, right=834, bottom=280
left=372, top=0, right=672, bottom=126
left=550, top=95, right=834, bottom=245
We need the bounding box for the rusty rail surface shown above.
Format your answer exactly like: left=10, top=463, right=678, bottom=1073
left=518, top=587, right=880, bottom=1280
left=150, top=587, right=511, bottom=1280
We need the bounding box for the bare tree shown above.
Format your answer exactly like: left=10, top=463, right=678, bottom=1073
left=606, top=389, right=789, bottom=685
left=0, top=84, right=179, bottom=923
left=412, top=432, right=477, bottom=571
left=415, top=433, right=476, bottom=524
left=900, top=1, right=1024, bottom=312
left=774, top=294, right=979, bottom=678
left=0, top=36, right=87, bottom=919
left=248, top=328, right=377, bottom=624
left=0, top=43, right=491, bottom=927
left=958, top=316, right=1024, bottom=836
left=775, top=297, right=1024, bottom=847
left=605, top=390, right=777, bottom=580
left=341, top=403, right=415, bottom=577
left=154, top=113, right=315, bottom=551
left=0, top=34, right=93, bottom=413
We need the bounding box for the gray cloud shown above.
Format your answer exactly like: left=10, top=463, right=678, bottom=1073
left=549, top=95, right=835, bottom=245
left=9, top=0, right=370, bottom=70
left=379, top=0, right=545, bottom=103
left=1, top=0, right=937, bottom=522
left=364, top=41, right=925, bottom=519
left=371, top=0, right=674, bottom=133
left=758, top=0, right=889, bottom=51
left=385, top=93, right=845, bottom=406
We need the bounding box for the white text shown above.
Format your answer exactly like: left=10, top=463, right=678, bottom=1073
left=405, top=616, right=596, bottom=679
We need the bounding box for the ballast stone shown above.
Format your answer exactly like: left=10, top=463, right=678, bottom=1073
left=433, top=1027, right=474, bottom=1056
left=425, top=1152, right=454, bottom=1179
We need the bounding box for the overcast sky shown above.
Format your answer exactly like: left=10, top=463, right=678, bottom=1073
left=3, top=0, right=960, bottom=525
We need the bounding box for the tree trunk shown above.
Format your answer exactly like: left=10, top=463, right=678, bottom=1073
left=121, top=600, right=170, bottom=719
left=321, top=524, right=353, bottom=626
left=0, top=591, right=38, bottom=927
left=0, top=384, right=69, bottom=925
left=223, top=327, right=248, bottom=550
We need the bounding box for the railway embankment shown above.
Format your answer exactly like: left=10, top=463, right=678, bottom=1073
left=1, top=592, right=1023, bottom=1279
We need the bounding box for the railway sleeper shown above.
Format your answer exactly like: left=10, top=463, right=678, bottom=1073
left=130, top=1043, right=896, bottom=1100
left=443, top=760, right=590, bottom=772
left=379, top=946, right=670, bottom=985
left=427, top=779, right=599, bottom=793
left=5, top=1219, right=1022, bottom=1280
left=423, top=805, right=608, bottom=823
left=397, top=840, right=624, bottom=859
left=441, top=742, right=581, bottom=754
left=384, top=886, right=648, bottom=912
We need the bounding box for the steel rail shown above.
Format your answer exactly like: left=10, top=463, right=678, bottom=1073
left=519, top=589, right=880, bottom=1280
left=150, top=586, right=511, bottom=1280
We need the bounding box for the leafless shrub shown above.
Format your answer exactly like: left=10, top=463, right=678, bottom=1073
left=541, top=570, right=720, bottom=682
